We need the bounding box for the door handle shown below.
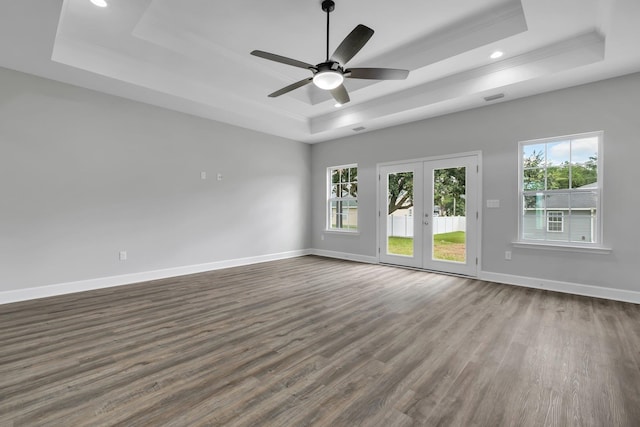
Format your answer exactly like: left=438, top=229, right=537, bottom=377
left=424, top=221, right=429, bottom=225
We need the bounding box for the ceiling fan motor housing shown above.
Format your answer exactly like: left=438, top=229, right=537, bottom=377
left=315, top=62, right=343, bottom=73
left=321, top=0, right=335, bottom=13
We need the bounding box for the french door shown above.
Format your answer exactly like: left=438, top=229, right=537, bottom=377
left=378, top=154, right=479, bottom=276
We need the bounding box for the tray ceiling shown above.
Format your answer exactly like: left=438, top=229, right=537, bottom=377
left=1, top=0, right=639, bottom=142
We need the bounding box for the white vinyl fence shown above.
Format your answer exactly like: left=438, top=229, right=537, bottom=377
left=388, top=215, right=466, bottom=237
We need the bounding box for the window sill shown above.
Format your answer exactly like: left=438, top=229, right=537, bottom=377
left=324, top=229, right=360, bottom=236
left=512, top=241, right=612, bottom=254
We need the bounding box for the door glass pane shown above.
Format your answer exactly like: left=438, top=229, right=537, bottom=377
left=432, top=167, right=466, bottom=263
left=386, top=172, right=414, bottom=256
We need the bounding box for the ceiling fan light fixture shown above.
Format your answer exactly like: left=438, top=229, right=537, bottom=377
left=313, top=71, right=344, bottom=90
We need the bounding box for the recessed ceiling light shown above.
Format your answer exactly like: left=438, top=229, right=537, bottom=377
left=334, top=103, right=342, bottom=108
left=490, top=51, right=504, bottom=59
left=90, top=0, right=108, bottom=7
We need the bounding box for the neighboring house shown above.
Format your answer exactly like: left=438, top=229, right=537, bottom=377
left=330, top=204, right=358, bottom=229
left=390, top=207, right=413, bottom=217
left=523, top=183, right=598, bottom=243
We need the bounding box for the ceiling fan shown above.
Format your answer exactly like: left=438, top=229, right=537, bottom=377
left=250, top=0, right=409, bottom=105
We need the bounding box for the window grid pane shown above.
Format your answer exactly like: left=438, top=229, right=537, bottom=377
left=328, top=165, right=358, bottom=231
left=519, top=132, right=600, bottom=245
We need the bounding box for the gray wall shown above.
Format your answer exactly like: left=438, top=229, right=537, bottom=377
left=0, top=67, right=311, bottom=291
left=3, top=65, right=639, bottom=296
left=311, top=72, right=640, bottom=292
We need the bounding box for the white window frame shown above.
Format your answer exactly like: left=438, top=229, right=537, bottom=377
left=327, top=164, right=358, bottom=233
left=517, top=131, right=605, bottom=250
left=546, top=211, right=564, bottom=233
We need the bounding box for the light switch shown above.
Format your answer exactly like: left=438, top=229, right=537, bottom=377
left=200, top=171, right=207, bottom=180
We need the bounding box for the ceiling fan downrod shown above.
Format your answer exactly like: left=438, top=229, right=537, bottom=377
left=322, top=0, right=335, bottom=62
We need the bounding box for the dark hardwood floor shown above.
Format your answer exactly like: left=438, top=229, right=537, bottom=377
left=1, top=256, right=640, bottom=426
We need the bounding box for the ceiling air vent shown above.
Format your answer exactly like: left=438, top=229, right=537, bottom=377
left=352, top=126, right=366, bottom=132
left=484, top=93, right=505, bottom=102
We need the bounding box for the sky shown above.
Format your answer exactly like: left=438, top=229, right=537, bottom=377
left=523, top=136, right=598, bottom=166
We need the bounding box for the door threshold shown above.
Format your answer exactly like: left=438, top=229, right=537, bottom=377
left=378, top=262, right=477, bottom=279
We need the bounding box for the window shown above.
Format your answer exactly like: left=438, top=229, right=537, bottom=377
left=547, top=211, right=563, bottom=232
left=327, top=164, right=358, bottom=231
left=519, top=131, right=602, bottom=246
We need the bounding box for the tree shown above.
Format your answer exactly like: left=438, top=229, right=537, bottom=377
left=523, top=149, right=544, bottom=169
left=542, top=154, right=598, bottom=190
left=523, top=149, right=545, bottom=191
left=434, top=168, right=466, bottom=216
left=387, top=172, right=413, bottom=215
left=568, top=155, right=597, bottom=188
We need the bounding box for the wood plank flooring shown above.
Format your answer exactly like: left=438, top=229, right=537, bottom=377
left=1, top=255, right=640, bottom=426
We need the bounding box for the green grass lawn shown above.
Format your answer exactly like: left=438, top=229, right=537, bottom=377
left=388, top=231, right=466, bottom=261
left=434, top=231, right=465, bottom=244
left=387, top=236, right=414, bottom=256
left=432, top=231, right=466, bottom=262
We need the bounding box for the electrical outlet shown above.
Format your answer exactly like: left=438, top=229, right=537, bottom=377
left=505, top=250, right=512, bottom=260
left=217, top=173, right=223, bottom=181
left=321, top=234, right=325, bottom=241
left=200, top=171, right=207, bottom=180
left=119, top=251, right=127, bottom=261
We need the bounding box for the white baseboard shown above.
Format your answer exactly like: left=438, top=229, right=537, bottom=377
left=309, top=249, right=378, bottom=264
left=0, top=249, right=311, bottom=305
left=479, top=271, right=640, bottom=304
left=310, top=249, right=640, bottom=304
left=4, top=250, right=637, bottom=306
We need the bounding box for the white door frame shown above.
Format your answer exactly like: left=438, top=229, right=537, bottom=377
left=376, top=151, right=483, bottom=277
